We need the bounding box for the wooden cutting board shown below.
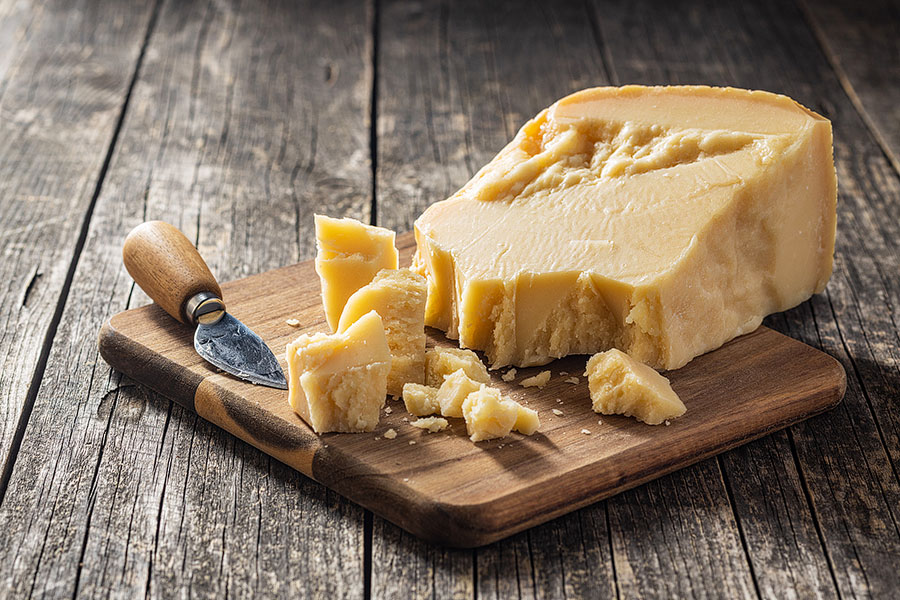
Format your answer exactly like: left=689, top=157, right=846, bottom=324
left=98, top=232, right=846, bottom=547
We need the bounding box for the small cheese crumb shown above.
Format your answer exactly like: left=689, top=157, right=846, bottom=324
left=581, top=429, right=591, bottom=435
left=552, top=408, right=564, bottom=416
left=402, top=417, right=408, bottom=422
left=403, top=477, right=409, bottom=482
left=598, top=419, right=603, bottom=426
left=384, top=406, right=392, bottom=414
left=374, top=437, right=380, bottom=440
left=501, top=368, right=517, bottom=382
left=559, top=371, right=568, bottom=376
left=408, top=440, right=416, bottom=445
left=285, top=318, right=301, bottom=327
left=564, top=376, right=580, bottom=384
left=520, top=370, right=551, bottom=388
left=411, top=416, right=450, bottom=432
left=665, top=420, right=671, bottom=426
left=384, top=428, right=397, bottom=439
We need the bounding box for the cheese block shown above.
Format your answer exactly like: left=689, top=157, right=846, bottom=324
left=286, top=311, right=390, bottom=433
left=413, top=85, right=837, bottom=370
left=435, top=368, right=483, bottom=418
left=462, top=387, right=539, bottom=442
left=315, top=215, right=399, bottom=331
left=338, top=268, right=427, bottom=396
left=586, top=348, right=685, bottom=425
left=424, top=346, right=491, bottom=387
left=402, top=382, right=440, bottom=416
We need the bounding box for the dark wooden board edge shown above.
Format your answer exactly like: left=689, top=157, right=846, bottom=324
left=99, top=311, right=846, bottom=547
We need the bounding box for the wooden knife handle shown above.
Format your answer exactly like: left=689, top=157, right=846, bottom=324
left=123, top=221, right=223, bottom=325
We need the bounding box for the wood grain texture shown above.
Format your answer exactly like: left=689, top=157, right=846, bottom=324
left=589, top=0, right=900, bottom=596
left=98, top=232, right=844, bottom=547
left=0, top=0, right=156, bottom=484
left=0, top=0, right=372, bottom=597
left=800, top=0, right=900, bottom=174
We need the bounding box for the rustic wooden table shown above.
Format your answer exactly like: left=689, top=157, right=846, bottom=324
left=0, top=0, right=897, bottom=597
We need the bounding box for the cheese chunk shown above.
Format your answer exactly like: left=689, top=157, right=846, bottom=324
left=411, top=416, right=449, bottom=432
left=338, top=269, right=427, bottom=396
left=286, top=311, right=390, bottom=433
left=435, top=368, right=483, bottom=418
left=424, top=346, right=491, bottom=387
left=520, top=370, right=550, bottom=388
left=413, top=85, right=837, bottom=370
left=462, top=387, right=539, bottom=442
left=586, top=348, right=685, bottom=425
left=315, top=215, right=399, bottom=331
left=402, top=382, right=440, bottom=416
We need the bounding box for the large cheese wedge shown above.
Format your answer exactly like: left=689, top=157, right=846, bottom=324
left=413, top=85, right=837, bottom=370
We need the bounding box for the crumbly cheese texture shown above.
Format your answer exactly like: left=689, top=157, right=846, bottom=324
left=435, top=368, right=483, bottom=418
left=402, top=382, right=440, bottom=416
left=586, top=348, right=685, bottom=425
left=520, top=370, right=550, bottom=388
left=462, top=387, right=540, bottom=442
left=338, top=269, right=427, bottom=396
left=424, top=346, right=491, bottom=387
left=413, top=85, right=837, bottom=370
left=286, top=311, right=391, bottom=433
left=314, top=215, right=399, bottom=331
left=411, top=416, right=449, bottom=432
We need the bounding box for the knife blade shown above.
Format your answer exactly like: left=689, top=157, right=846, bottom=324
left=122, top=220, right=288, bottom=390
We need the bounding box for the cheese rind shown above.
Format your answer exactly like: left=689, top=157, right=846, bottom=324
left=586, top=348, right=685, bottom=425
left=413, top=85, right=837, bottom=370
left=402, top=383, right=440, bottom=416
left=424, top=346, right=491, bottom=388
left=338, top=269, right=427, bottom=396
left=315, top=215, right=399, bottom=331
left=286, top=311, right=391, bottom=433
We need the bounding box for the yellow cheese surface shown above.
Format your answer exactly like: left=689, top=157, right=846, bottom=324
left=586, top=348, right=685, bottom=425
left=402, top=382, right=440, bottom=416
left=462, top=386, right=539, bottom=442
left=435, top=368, right=483, bottom=418
left=338, top=268, right=427, bottom=396
left=413, top=85, right=837, bottom=370
left=315, top=215, right=399, bottom=331
left=424, top=346, right=491, bottom=387
left=286, top=311, right=391, bottom=433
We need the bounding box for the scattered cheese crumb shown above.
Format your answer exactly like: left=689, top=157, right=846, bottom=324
left=374, top=437, right=380, bottom=440
left=559, top=371, right=568, bottom=376
left=552, top=408, right=564, bottom=416
left=557, top=398, right=563, bottom=404
left=384, top=406, right=392, bottom=414
left=384, top=428, right=397, bottom=439
left=665, top=420, right=671, bottom=426
left=408, top=440, right=417, bottom=445
left=564, top=377, right=580, bottom=384
left=411, top=416, right=450, bottom=432
left=403, top=477, right=409, bottom=482
left=285, top=318, right=301, bottom=327
left=581, top=429, right=591, bottom=435
left=402, top=417, right=408, bottom=422
left=598, top=419, right=603, bottom=426
left=520, top=370, right=551, bottom=388
left=501, top=368, right=517, bottom=382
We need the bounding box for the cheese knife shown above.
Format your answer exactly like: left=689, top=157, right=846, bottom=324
left=122, top=221, right=288, bottom=390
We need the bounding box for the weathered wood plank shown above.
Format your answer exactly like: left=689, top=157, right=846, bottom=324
left=374, top=0, right=755, bottom=597
left=800, top=0, right=900, bottom=175
left=0, top=0, right=373, bottom=597
left=0, top=0, right=155, bottom=487
left=594, top=0, right=900, bottom=596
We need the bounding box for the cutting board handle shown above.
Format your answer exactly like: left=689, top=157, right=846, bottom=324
left=123, top=221, right=223, bottom=325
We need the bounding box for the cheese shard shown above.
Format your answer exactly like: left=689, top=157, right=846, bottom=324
left=586, top=348, right=685, bottom=425
left=286, top=311, right=390, bottom=433
left=403, top=383, right=440, bottom=416
left=424, top=347, right=491, bottom=387
left=315, top=215, right=399, bottom=331
left=338, top=269, right=427, bottom=396
left=411, top=416, right=449, bottom=432
left=462, top=387, right=539, bottom=442
left=413, top=85, right=837, bottom=370
left=435, top=369, right=483, bottom=418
